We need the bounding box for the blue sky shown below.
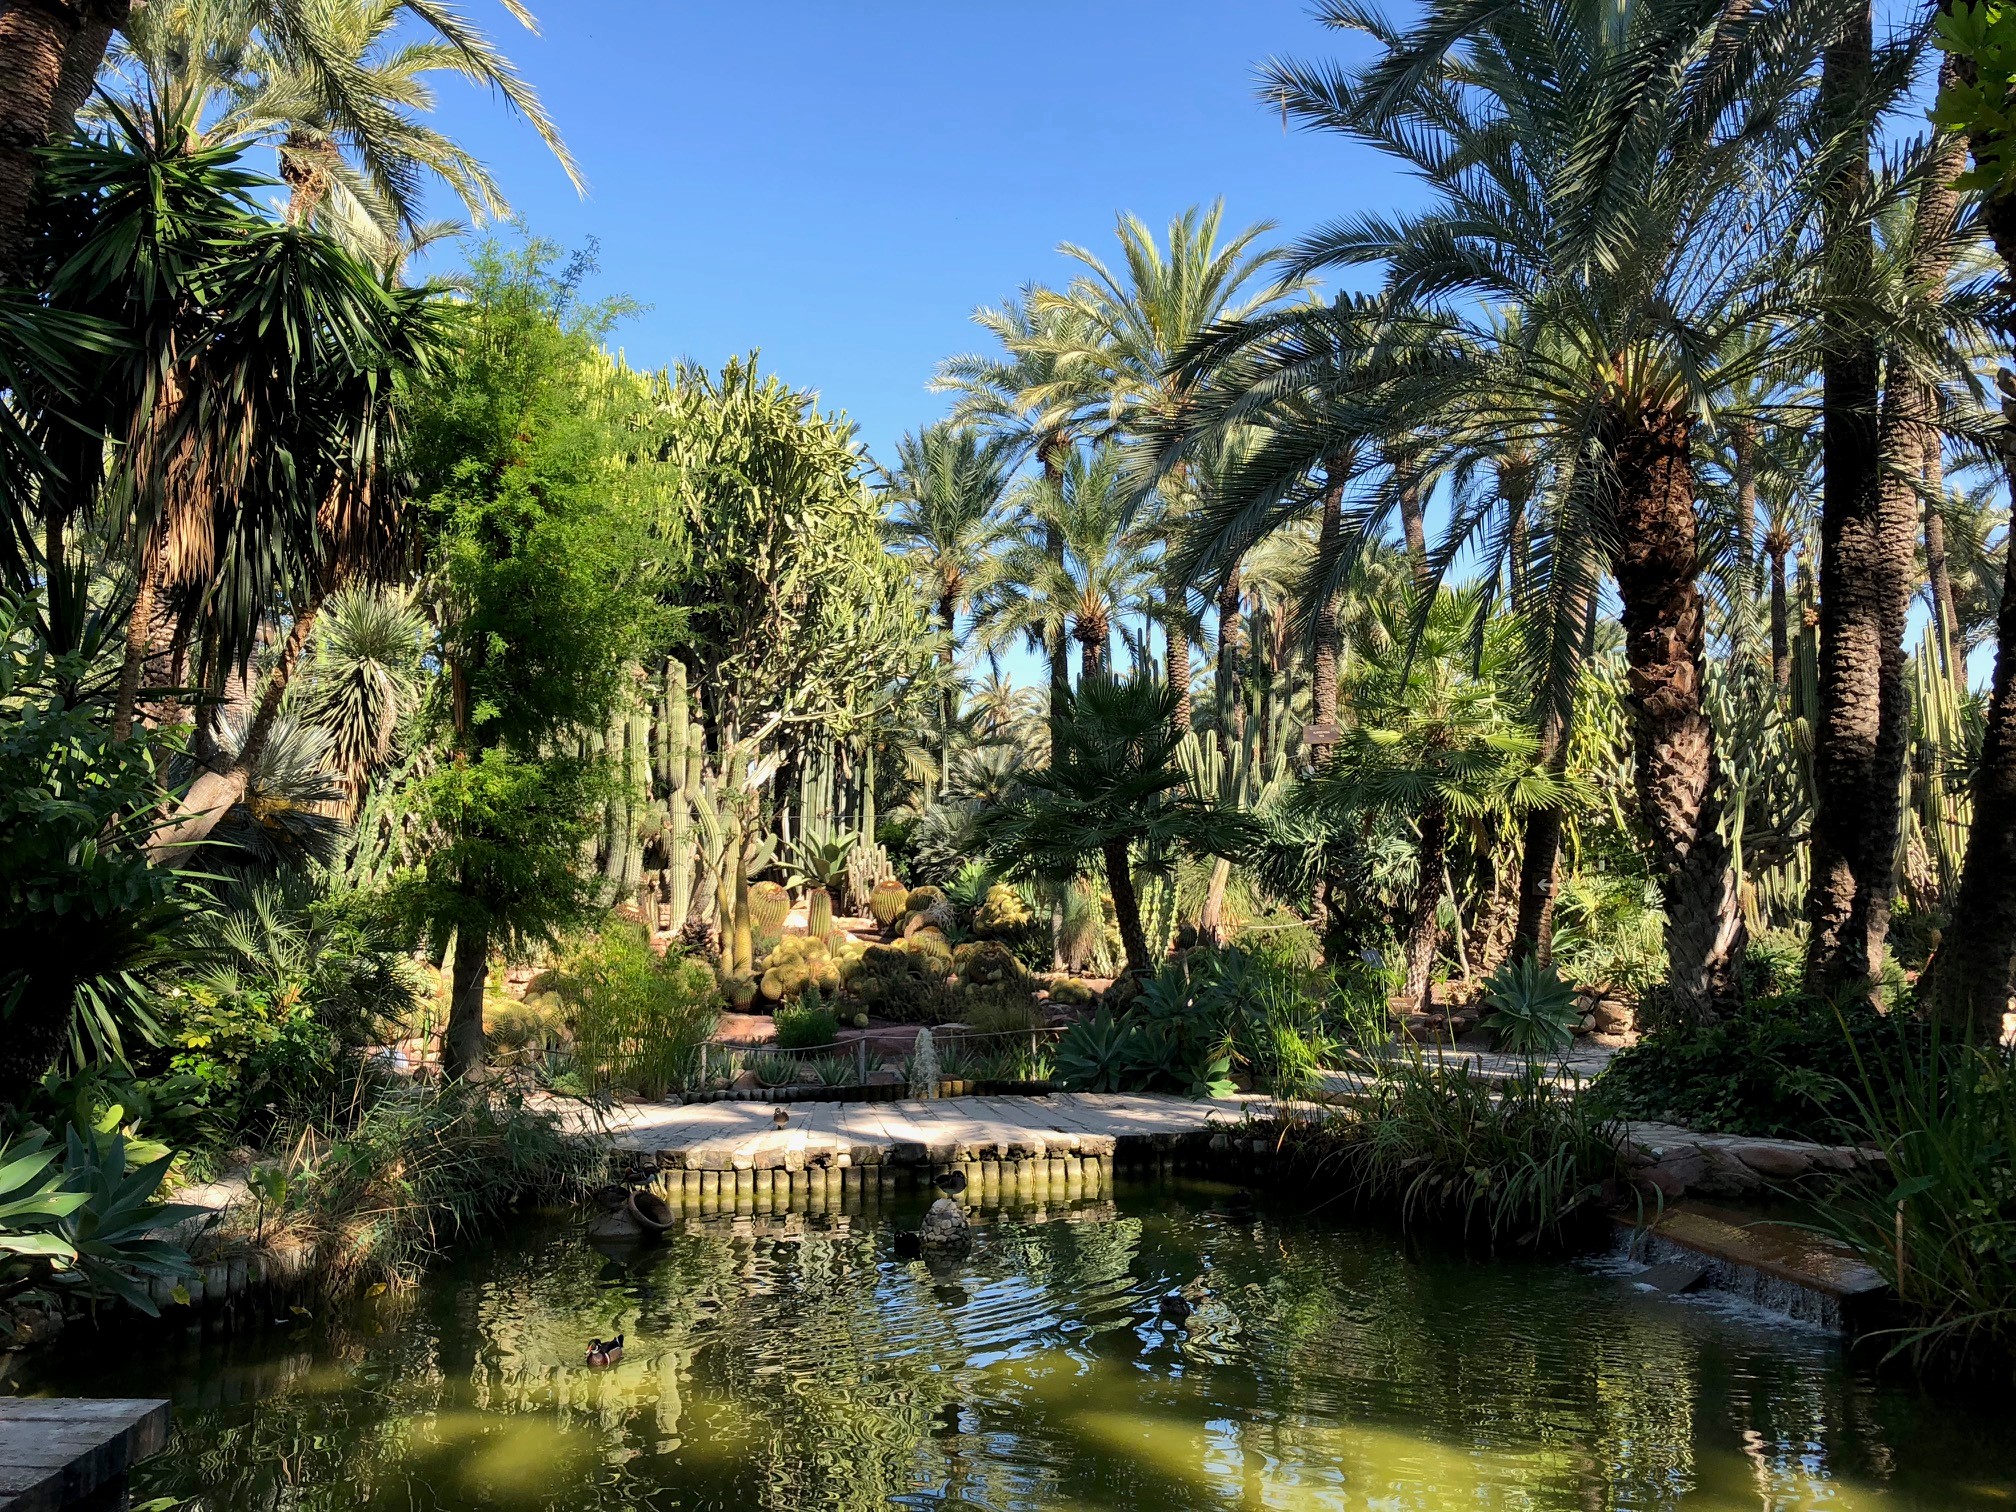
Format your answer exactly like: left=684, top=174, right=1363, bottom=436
left=413, top=1, right=1423, bottom=466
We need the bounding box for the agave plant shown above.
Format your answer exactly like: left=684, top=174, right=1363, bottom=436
left=54, top=1126, right=207, bottom=1316
left=1477, top=956, right=1579, bottom=1057
left=0, top=1133, right=86, bottom=1292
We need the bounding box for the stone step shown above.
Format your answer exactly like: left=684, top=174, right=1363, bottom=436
left=1611, top=1200, right=1888, bottom=1330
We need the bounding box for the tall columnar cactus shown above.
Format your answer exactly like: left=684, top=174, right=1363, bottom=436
left=668, top=717, right=700, bottom=932
left=806, top=886, right=834, bottom=940
left=621, top=702, right=650, bottom=898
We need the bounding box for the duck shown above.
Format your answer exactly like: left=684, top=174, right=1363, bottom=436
left=772, top=1107, right=790, bottom=1129
left=1158, top=1279, right=1211, bottom=1325
left=585, top=1333, right=624, bottom=1367
left=933, top=1169, right=968, bottom=1198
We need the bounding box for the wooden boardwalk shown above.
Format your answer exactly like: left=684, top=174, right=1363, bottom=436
left=606, top=1091, right=1275, bottom=1173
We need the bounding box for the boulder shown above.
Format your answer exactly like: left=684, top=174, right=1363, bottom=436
left=920, top=1197, right=971, bottom=1250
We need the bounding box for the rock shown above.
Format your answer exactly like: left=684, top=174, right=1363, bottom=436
left=731, top=1070, right=761, bottom=1090
left=1590, top=998, right=1634, bottom=1035
left=920, top=1197, right=971, bottom=1250
left=1727, top=1141, right=1814, bottom=1179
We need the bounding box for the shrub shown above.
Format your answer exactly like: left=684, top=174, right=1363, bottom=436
left=1587, top=994, right=1933, bottom=1139
left=1271, top=1054, right=1624, bottom=1249
left=290, top=1081, right=603, bottom=1293
left=548, top=922, right=720, bottom=1097
left=775, top=993, right=838, bottom=1049
left=1055, top=996, right=1233, bottom=1099
left=960, top=984, right=1046, bottom=1034
left=1477, top=955, right=1578, bottom=1056
left=1808, top=1032, right=2016, bottom=1370
left=747, top=1052, right=798, bottom=1088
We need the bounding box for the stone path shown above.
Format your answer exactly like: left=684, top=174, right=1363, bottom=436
left=603, top=1091, right=1279, bottom=1171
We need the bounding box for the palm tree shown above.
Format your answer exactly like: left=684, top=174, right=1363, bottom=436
left=0, top=0, right=569, bottom=284
left=1316, top=588, right=1555, bottom=1009
left=1215, top=0, right=1868, bottom=1023
left=974, top=444, right=1156, bottom=685
left=1031, top=203, right=1300, bottom=724
left=979, top=673, right=1253, bottom=978
left=933, top=292, right=1102, bottom=733
left=99, top=0, right=581, bottom=255
left=882, top=422, right=1016, bottom=782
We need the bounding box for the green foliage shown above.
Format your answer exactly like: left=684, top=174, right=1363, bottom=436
left=0, top=597, right=189, bottom=1100
left=1810, top=1034, right=2016, bottom=1367
left=291, top=1081, right=602, bottom=1293
left=1549, top=872, right=1668, bottom=995
left=775, top=994, right=839, bottom=1050
left=747, top=1052, right=799, bottom=1089
left=47, top=1126, right=205, bottom=1316
left=1478, top=955, right=1579, bottom=1056
left=1054, top=989, right=1235, bottom=1099
left=0, top=1133, right=88, bottom=1300
left=1273, top=1057, right=1624, bottom=1249
left=546, top=922, right=719, bottom=1098
left=789, top=831, right=860, bottom=891
left=1587, top=995, right=1933, bottom=1139
left=139, top=877, right=419, bottom=1151
left=1932, top=2, right=2016, bottom=193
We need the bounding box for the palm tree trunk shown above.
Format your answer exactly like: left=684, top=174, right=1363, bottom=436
left=938, top=588, right=957, bottom=785
left=1165, top=607, right=1191, bottom=728
left=0, top=0, right=77, bottom=283
left=1769, top=543, right=1792, bottom=691
left=1217, top=565, right=1244, bottom=740
left=112, top=544, right=164, bottom=742
left=443, top=919, right=490, bottom=1078
left=1608, top=409, right=1745, bottom=1023
left=1809, top=47, right=1958, bottom=995
left=1926, top=374, right=2016, bottom=1034
left=1924, top=437, right=1961, bottom=689
left=1309, top=462, right=1346, bottom=754
left=1512, top=567, right=1592, bottom=965
left=1102, top=837, right=1151, bottom=979
left=1398, top=472, right=1429, bottom=587
left=1404, top=800, right=1448, bottom=1010
left=147, top=604, right=322, bottom=863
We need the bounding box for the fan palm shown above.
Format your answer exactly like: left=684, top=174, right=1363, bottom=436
left=99, top=0, right=581, bottom=257
left=882, top=421, right=1016, bottom=781
left=979, top=673, right=1254, bottom=978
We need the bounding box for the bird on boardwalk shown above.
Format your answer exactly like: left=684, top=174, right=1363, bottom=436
left=933, top=1169, right=967, bottom=1198
left=585, top=1333, right=624, bottom=1367
left=773, top=1107, right=789, bottom=1129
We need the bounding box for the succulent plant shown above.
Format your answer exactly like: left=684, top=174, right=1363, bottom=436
left=750, top=879, right=792, bottom=934
left=869, top=876, right=910, bottom=929
left=806, top=886, right=834, bottom=939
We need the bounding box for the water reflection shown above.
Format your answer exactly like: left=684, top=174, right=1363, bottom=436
left=17, top=1180, right=2016, bottom=1510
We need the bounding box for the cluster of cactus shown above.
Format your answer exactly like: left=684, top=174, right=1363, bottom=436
left=868, top=876, right=910, bottom=930
left=846, top=940, right=955, bottom=1024
left=950, top=940, right=1023, bottom=988
left=1046, top=977, right=1097, bottom=1007
left=900, top=885, right=957, bottom=938
left=972, top=882, right=1033, bottom=936
left=844, top=840, right=894, bottom=915
left=758, top=932, right=867, bottom=1006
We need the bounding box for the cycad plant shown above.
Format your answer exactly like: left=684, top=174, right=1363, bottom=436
left=1315, top=589, right=1560, bottom=1009
left=978, top=673, right=1254, bottom=978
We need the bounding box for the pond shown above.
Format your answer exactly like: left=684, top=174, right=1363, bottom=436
left=13, top=1179, right=2015, bottom=1510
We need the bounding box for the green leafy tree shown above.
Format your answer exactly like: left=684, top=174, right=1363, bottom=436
left=390, top=239, right=661, bottom=1077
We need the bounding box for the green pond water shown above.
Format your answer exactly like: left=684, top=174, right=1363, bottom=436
left=14, top=1179, right=2016, bottom=1511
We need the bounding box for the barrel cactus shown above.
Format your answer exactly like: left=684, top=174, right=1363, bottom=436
left=750, top=879, right=792, bottom=934
left=869, top=876, right=910, bottom=930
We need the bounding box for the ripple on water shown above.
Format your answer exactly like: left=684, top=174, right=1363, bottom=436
left=14, top=1181, right=2016, bottom=1512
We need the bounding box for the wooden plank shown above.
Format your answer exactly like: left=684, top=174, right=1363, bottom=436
left=0, top=1398, right=169, bottom=1512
